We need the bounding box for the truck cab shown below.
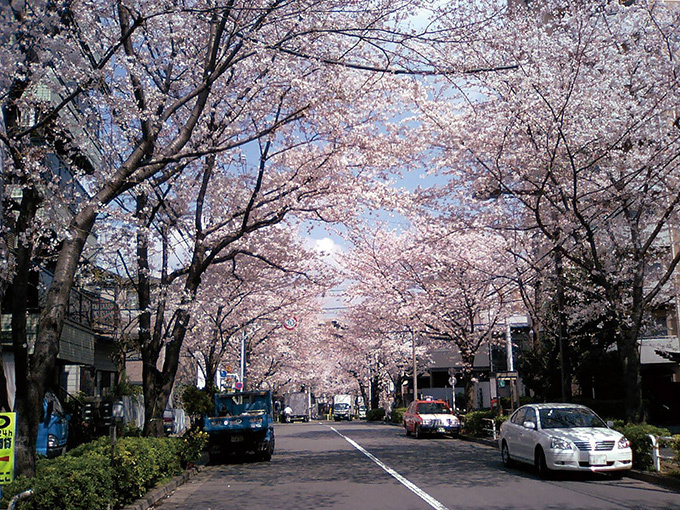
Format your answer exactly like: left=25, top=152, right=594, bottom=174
left=36, top=392, right=69, bottom=458
left=203, top=391, right=275, bottom=462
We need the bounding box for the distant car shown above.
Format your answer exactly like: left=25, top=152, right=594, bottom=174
left=358, top=406, right=367, bottom=419
left=403, top=398, right=460, bottom=438
left=333, top=402, right=352, bottom=421
left=498, top=403, right=633, bottom=478
left=36, top=392, right=69, bottom=458
left=163, top=409, right=176, bottom=435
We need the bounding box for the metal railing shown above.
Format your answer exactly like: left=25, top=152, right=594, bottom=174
left=649, top=434, right=676, bottom=472
left=482, top=418, right=497, bottom=440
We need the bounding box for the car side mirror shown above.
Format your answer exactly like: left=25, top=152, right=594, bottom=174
left=523, top=421, right=536, bottom=430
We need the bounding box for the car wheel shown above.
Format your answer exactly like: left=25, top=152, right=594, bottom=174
left=259, top=443, right=274, bottom=462
left=535, top=447, right=551, bottom=479
left=404, top=424, right=411, bottom=436
left=415, top=425, right=422, bottom=439
left=501, top=441, right=513, bottom=467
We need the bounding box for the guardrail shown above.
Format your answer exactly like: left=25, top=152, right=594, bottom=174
left=649, top=434, right=676, bottom=472
left=482, top=418, right=497, bottom=440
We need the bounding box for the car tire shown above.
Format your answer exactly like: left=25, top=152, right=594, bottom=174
left=404, top=424, right=411, bottom=436
left=259, top=443, right=274, bottom=462
left=415, top=425, right=422, bottom=439
left=535, top=447, right=551, bottom=479
left=501, top=441, right=513, bottom=467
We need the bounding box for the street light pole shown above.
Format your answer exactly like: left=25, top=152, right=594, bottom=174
left=412, top=332, right=418, bottom=401
left=240, top=329, right=246, bottom=391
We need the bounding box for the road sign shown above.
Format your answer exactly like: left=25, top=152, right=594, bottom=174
left=0, top=413, right=16, bottom=484
left=283, top=316, right=298, bottom=330
left=448, top=376, right=457, bottom=386
left=235, top=381, right=244, bottom=390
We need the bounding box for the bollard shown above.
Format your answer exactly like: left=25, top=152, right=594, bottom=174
left=649, top=434, right=661, bottom=471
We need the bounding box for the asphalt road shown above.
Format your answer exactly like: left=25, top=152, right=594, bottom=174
left=152, top=421, right=679, bottom=509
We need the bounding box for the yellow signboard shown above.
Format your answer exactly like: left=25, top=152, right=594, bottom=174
left=0, top=413, right=16, bottom=484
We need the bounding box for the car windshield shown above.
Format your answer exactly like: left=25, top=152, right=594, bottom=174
left=335, top=403, right=349, bottom=410
left=417, top=403, right=449, bottom=414
left=539, top=407, right=607, bottom=429
left=215, top=394, right=269, bottom=416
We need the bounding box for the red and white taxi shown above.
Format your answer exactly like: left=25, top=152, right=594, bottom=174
left=403, top=398, right=460, bottom=438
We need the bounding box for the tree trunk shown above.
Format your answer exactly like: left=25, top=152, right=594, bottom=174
left=619, top=327, right=644, bottom=423
left=17, top=205, right=96, bottom=476
left=11, top=186, right=41, bottom=475
left=370, top=375, right=380, bottom=410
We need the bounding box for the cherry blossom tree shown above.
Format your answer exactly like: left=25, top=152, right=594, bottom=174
left=2, top=0, right=490, bottom=473
left=185, top=240, right=335, bottom=398
left=425, top=0, right=680, bottom=421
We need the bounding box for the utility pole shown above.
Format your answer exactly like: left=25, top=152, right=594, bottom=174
left=240, top=329, right=247, bottom=391
left=412, top=332, right=418, bottom=401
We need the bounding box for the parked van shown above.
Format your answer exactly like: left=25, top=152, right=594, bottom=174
left=36, top=392, right=69, bottom=458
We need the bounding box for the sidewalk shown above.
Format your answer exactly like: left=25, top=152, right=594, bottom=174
left=121, top=464, right=203, bottom=510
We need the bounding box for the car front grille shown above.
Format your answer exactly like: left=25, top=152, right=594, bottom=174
left=573, top=440, right=615, bottom=451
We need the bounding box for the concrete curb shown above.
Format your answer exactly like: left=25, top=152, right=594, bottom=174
left=625, top=469, right=680, bottom=492
left=121, top=465, right=203, bottom=510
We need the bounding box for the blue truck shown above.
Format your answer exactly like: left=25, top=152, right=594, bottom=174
left=36, top=392, right=69, bottom=458
left=203, top=390, right=275, bottom=462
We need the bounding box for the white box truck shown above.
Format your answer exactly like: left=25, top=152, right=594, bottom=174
left=333, top=394, right=353, bottom=421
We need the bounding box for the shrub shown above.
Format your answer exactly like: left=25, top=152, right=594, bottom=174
left=113, top=437, right=182, bottom=505
left=1, top=454, right=114, bottom=510
left=180, top=384, right=212, bottom=417
left=461, top=410, right=494, bottom=437
left=366, top=408, right=385, bottom=422
left=612, top=423, right=671, bottom=471
left=671, top=435, right=680, bottom=467
left=2, top=436, right=186, bottom=509
left=494, top=414, right=509, bottom=431
left=179, top=429, right=208, bottom=466
left=390, top=407, right=407, bottom=424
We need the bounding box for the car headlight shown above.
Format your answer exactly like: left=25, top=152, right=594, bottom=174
left=550, top=436, right=573, bottom=450
left=618, top=436, right=630, bottom=449
left=47, top=434, right=58, bottom=448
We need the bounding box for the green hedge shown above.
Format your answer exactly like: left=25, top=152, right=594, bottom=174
left=391, top=407, right=407, bottom=424
left=366, top=408, right=385, bottom=421
left=461, top=410, right=493, bottom=437
left=1, top=433, right=206, bottom=510
left=611, top=422, right=671, bottom=471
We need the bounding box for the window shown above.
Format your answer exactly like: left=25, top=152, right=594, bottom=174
left=511, top=408, right=527, bottom=425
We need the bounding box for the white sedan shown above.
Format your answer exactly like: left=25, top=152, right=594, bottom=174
left=498, top=403, right=633, bottom=478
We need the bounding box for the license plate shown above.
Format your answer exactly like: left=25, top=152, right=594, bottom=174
left=436, top=427, right=446, bottom=433
left=230, top=434, right=244, bottom=443
left=590, top=454, right=607, bottom=466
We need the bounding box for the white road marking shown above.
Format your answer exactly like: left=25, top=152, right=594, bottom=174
left=328, top=425, right=450, bottom=510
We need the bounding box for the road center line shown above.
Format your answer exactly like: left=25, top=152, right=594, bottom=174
left=327, top=425, right=450, bottom=510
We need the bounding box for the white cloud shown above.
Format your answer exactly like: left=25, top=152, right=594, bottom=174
left=314, top=237, right=341, bottom=256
